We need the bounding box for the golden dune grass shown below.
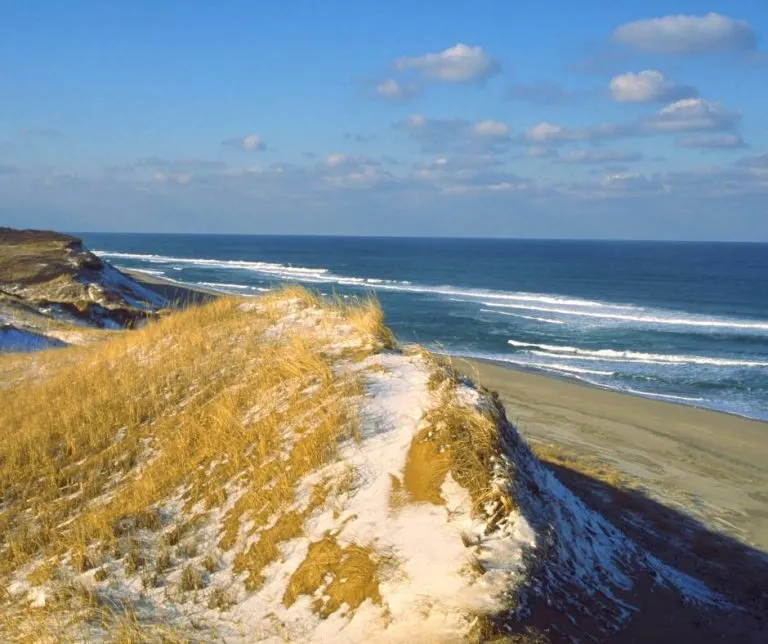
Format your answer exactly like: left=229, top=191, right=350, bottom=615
left=396, top=355, right=514, bottom=519
left=0, top=287, right=393, bottom=637
left=283, top=533, right=384, bottom=618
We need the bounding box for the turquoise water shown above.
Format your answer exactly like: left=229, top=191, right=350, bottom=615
left=81, top=234, right=768, bottom=421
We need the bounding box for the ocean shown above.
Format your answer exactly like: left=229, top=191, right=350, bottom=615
left=80, top=234, right=768, bottom=422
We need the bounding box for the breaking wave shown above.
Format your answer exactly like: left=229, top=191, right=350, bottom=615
left=480, top=309, right=565, bottom=325
left=507, top=340, right=768, bottom=368
left=99, top=250, right=768, bottom=335
left=484, top=302, right=768, bottom=332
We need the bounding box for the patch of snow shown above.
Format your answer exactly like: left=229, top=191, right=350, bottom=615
left=0, top=326, right=65, bottom=353
left=28, top=587, right=47, bottom=608
left=45, top=330, right=92, bottom=345
left=99, top=263, right=167, bottom=309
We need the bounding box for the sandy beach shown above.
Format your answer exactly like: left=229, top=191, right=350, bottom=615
left=456, top=358, right=768, bottom=551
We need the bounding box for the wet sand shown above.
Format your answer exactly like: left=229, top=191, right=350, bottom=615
left=126, top=270, right=219, bottom=303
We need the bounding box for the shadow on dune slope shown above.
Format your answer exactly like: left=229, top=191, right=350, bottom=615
left=500, top=461, right=768, bottom=643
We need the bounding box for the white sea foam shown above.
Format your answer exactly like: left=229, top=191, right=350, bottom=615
left=95, top=251, right=413, bottom=288
left=119, top=266, right=166, bottom=276
left=445, top=350, right=615, bottom=376
left=480, top=308, right=565, bottom=325
left=525, top=362, right=615, bottom=377
left=486, top=302, right=768, bottom=332
left=97, top=250, right=768, bottom=334
left=508, top=340, right=768, bottom=368
left=401, top=288, right=625, bottom=308
left=622, top=388, right=705, bottom=403
left=96, top=251, right=626, bottom=310
left=446, top=349, right=715, bottom=408
left=195, top=281, right=261, bottom=291
left=95, top=251, right=331, bottom=279
left=453, top=291, right=631, bottom=308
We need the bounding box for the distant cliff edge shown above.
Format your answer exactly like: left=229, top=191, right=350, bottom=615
left=0, top=227, right=166, bottom=351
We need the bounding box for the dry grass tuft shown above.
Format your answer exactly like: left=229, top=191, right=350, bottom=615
left=421, top=400, right=498, bottom=513
left=392, top=358, right=516, bottom=527
left=179, top=564, right=205, bottom=592
left=207, top=586, right=236, bottom=611
left=283, top=533, right=383, bottom=618
left=201, top=553, right=217, bottom=574
left=234, top=511, right=305, bottom=591
left=123, top=549, right=146, bottom=576
left=402, top=427, right=451, bottom=505
left=397, top=393, right=509, bottom=517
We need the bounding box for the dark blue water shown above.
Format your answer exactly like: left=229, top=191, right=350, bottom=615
left=79, top=234, right=768, bottom=421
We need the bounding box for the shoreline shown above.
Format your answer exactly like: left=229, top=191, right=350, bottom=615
left=132, top=267, right=767, bottom=425
left=455, top=354, right=767, bottom=425
left=125, top=269, right=220, bottom=302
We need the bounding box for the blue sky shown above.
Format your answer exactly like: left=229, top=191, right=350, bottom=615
left=1, top=1, right=767, bottom=239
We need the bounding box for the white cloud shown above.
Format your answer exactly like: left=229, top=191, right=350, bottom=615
left=397, top=114, right=511, bottom=153
left=323, top=165, right=392, bottom=189
left=643, top=98, right=739, bottom=133
left=318, top=155, right=391, bottom=189
left=241, top=134, right=265, bottom=151
left=412, top=155, right=501, bottom=180
left=601, top=172, right=647, bottom=187
left=136, top=157, right=227, bottom=172
left=394, top=44, right=500, bottom=83
left=524, top=122, right=566, bottom=143
left=523, top=121, right=624, bottom=144
left=153, top=172, right=191, bottom=184
left=677, top=134, right=746, bottom=149
left=558, top=149, right=643, bottom=164
left=586, top=172, right=665, bottom=197
left=224, top=134, right=266, bottom=152
left=403, top=113, right=427, bottom=128
left=325, top=153, right=346, bottom=167
left=610, top=70, right=694, bottom=103
left=409, top=155, right=530, bottom=196
left=15, top=145, right=768, bottom=238
left=442, top=180, right=528, bottom=195
left=612, top=13, right=756, bottom=55
left=523, top=146, right=556, bottom=158
left=521, top=98, right=738, bottom=147
left=374, top=78, right=418, bottom=101
left=470, top=120, right=510, bottom=139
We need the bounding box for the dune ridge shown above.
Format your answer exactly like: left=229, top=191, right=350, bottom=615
left=0, top=285, right=736, bottom=642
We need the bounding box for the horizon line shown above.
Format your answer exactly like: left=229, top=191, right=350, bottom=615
left=68, top=230, right=768, bottom=245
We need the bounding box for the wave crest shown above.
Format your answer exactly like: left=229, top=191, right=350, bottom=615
left=508, top=340, right=768, bottom=368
